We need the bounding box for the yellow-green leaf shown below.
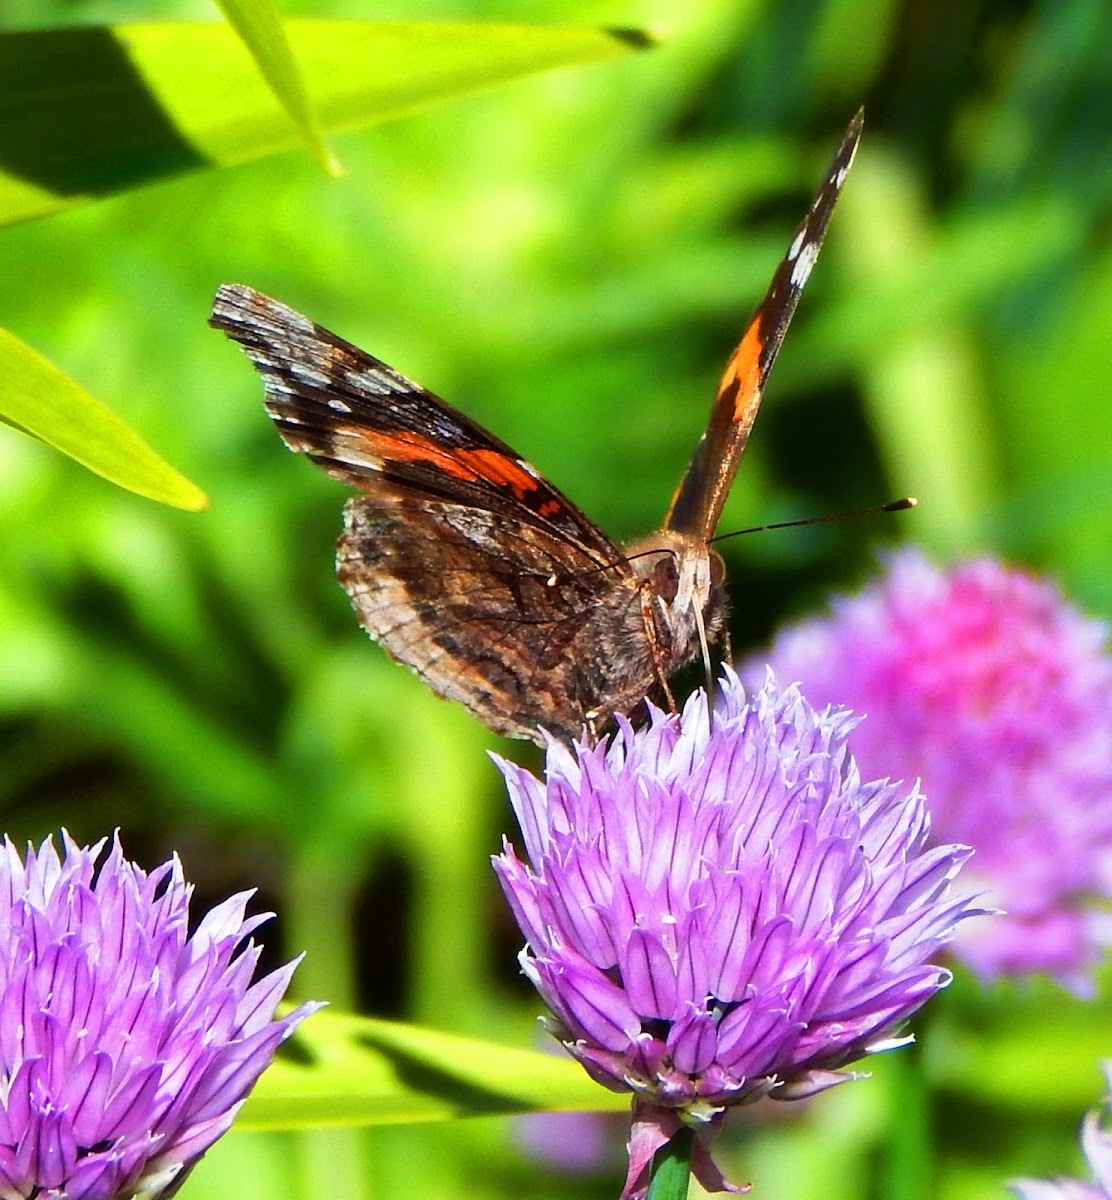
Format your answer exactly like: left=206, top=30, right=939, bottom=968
left=0, top=327, right=208, bottom=511
left=0, top=21, right=650, bottom=226
left=212, top=0, right=339, bottom=175
left=242, top=1011, right=627, bottom=1128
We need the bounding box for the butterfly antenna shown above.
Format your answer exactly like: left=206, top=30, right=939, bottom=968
left=709, top=497, right=916, bottom=545
left=549, top=545, right=681, bottom=584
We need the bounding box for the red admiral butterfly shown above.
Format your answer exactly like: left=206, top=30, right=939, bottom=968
left=210, top=112, right=862, bottom=745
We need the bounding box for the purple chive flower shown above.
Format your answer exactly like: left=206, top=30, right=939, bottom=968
left=1012, top=1066, right=1112, bottom=1200
left=0, top=832, right=321, bottom=1200
left=745, top=547, right=1112, bottom=991
left=494, top=672, right=977, bottom=1199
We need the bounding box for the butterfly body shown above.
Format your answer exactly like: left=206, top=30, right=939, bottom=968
left=210, top=112, right=862, bottom=745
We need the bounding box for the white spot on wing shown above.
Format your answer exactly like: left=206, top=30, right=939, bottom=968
left=351, top=369, right=397, bottom=396
left=790, top=239, right=820, bottom=288
left=292, top=366, right=336, bottom=390
left=335, top=443, right=385, bottom=469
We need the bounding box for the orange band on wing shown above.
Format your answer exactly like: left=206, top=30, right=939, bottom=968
left=457, top=447, right=541, bottom=499
left=717, top=319, right=765, bottom=425
left=345, top=429, right=543, bottom=499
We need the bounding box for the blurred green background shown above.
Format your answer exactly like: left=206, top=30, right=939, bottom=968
left=2, top=0, right=1112, bottom=1198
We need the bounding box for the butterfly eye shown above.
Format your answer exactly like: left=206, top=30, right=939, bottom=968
left=649, top=553, right=681, bottom=603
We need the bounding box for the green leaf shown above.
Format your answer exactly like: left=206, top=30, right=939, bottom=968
left=0, top=326, right=208, bottom=510
left=212, top=0, right=339, bottom=176
left=241, top=1011, right=628, bottom=1128
left=0, top=20, right=650, bottom=226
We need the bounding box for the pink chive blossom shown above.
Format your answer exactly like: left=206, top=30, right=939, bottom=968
left=0, top=832, right=321, bottom=1200
left=1012, top=1065, right=1112, bottom=1200
left=494, top=673, right=978, bottom=1198
left=745, top=547, right=1112, bottom=991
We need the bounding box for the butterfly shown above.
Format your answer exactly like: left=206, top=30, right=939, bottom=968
left=210, top=111, right=862, bottom=745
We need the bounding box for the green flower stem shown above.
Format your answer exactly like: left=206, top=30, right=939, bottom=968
left=647, top=1128, right=695, bottom=1200
left=879, top=1040, right=930, bottom=1200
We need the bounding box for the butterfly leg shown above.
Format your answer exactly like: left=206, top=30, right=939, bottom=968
left=639, top=588, right=679, bottom=713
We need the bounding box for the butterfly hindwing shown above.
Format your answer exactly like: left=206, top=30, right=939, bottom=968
left=338, top=497, right=661, bottom=740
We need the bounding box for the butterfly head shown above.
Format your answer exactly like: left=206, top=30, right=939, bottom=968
left=625, top=531, right=727, bottom=672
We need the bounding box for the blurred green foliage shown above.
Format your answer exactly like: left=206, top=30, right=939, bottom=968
left=2, top=1, right=1112, bottom=1198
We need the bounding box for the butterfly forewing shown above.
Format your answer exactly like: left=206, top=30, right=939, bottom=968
left=210, top=286, right=624, bottom=563
left=664, top=110, right=864, bottom=541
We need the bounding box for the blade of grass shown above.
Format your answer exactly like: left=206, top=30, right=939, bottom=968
left=213, top=0, right=339, bottom=175
left=0, top=326, right=207, bottom=509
